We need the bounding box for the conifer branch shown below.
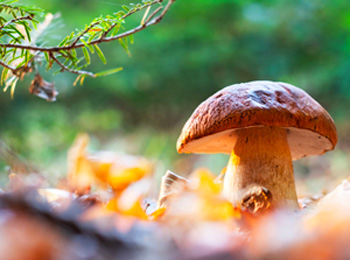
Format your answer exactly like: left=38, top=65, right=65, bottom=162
left=0, top=0, right=176, bottom=99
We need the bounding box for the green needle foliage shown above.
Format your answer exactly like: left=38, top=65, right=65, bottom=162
left=0, top=0, right=175, bottom=100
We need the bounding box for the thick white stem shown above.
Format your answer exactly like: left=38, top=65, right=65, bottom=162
left=223, top=126, right=299, bottom=209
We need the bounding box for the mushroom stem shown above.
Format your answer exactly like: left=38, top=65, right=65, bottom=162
left=222, top=126, right=299, bottom=209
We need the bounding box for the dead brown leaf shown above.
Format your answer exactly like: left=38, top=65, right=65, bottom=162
left=29, top=73, right=58, bottom=102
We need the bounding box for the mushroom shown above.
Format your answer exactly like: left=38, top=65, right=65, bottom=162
left=177, top=81, right=337, bottom=209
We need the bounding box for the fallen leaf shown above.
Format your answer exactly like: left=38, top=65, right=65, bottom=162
left=88, top=152, right=152, bottom=191
left=189, top=168, right=221, bottom=196
left=67, top=134, right=95, bottom=195
left=106, top=197, right=148, bottom=220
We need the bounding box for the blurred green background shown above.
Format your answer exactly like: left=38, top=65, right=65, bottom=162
left=0, top=0, right=349, bottom=195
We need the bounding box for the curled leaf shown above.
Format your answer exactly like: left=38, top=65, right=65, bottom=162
left=67, top=134, right=95, bottom=195
left=29, top=73, right=58, bottom=102
left=157, top=170, right=189, bottom=208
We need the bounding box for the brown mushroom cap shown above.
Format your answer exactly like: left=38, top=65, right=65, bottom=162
left=177, top=81, right=337, bottom=160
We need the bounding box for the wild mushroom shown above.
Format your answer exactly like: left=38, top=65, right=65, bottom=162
left=177, top=81, right=337, bottom=209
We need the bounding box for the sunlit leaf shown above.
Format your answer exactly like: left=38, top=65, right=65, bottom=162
left=43, top=51, right=49, bottom=63
left=94, top=45, right=106, bottom=64
left=58, top=36, right=69, bottom=47
left=149, top=207, right=166, bottom=220
left=122, top=5, right=130, bottom=12
left=114, top=11, right=126, bottom=18
left=80, top=38, right=94, bottom=53
left=106, top=197, right=148, bottom=220
left=1, top=68, right=9, bottom=85
left=118, top=38, right=131, bottom=57
left=73, top=75, right=81, bottom=87
left=67, top=133, right=95, bottom=195
left=82, top=46, right=90, bottom=64
left=88, top=152, right=152, bottom=191
left=21, top=21, right=31, bottom=42
left=129, top=34, right=134, bottom=44
left=189, top=168, right=222, bottom=195
left=79, top=75, right=86, bottom=85
left=10, top=76, right=18, bottom=98
left=111, top=25, right=120, bottom=36
left=95, top=67, right=123, bottom=77
left=8, top=25, right=24, bottom=39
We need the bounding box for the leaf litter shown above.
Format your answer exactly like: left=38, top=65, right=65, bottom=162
left=0, top=134, right=349, bottom=260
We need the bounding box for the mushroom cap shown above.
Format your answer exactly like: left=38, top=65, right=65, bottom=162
left=177, top=81, right=337, bottom=160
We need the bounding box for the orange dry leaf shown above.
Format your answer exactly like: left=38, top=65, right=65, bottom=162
left=88, top=152, right=152, bottom=191
left=189, top=168, right=222, bottom=196
left=67, top=134, right=95, bottom=194
left=105, top=178, right=152, bottom=220
left=167, top=191, right=240, bottom=222
left=88, top=28, right=102, bottom=32
left=162, top=169, right=241, bottom=222
left=107, top=166, right=149, bottom=191
left=206, top=198, right=240, bottom=221
left=149, top=207, right=166, bottom=220
left=106, top=197, right=148, bottom=220
left=67, top=134, right=152, bottom=193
